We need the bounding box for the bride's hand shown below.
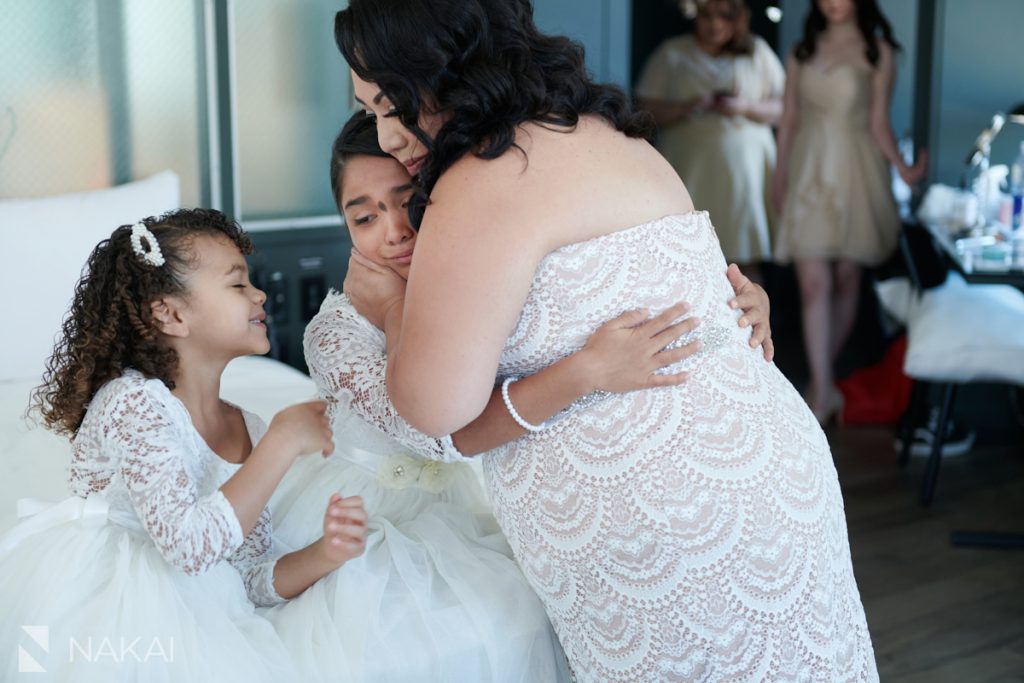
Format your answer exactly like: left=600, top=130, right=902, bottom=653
left=343, top=249, right=406, bottom=330
left=726, top=264, right=774, bottom=362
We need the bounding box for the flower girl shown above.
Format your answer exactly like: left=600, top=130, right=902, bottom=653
left=0, top=209, right=367, bottom=682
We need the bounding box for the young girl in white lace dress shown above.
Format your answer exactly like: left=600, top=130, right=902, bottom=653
left=0, top=209, right=367, bottom=682
left=260, top=112, right=775, bottom=682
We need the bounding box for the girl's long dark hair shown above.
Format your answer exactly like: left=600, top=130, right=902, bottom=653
left=329, top=111, right=392, bottom=209
left=31, top=209, right=252, bottom=437
left=794, top=0, right=901, bottom=66
left=335, top=0, right=653, bottom=227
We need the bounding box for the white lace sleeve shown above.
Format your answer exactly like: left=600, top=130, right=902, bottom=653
left=226, top=410, right=285, bottom=606
left=303, top=292, right=469, bottom=463
left=110, top=381, right=245, bottom=576
left=228, top=506, right=285, bottom=607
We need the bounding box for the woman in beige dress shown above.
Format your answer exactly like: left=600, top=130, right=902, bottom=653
left=637, top=0, right=784, bottom=280
left=773, top=0, right=926, bottom=422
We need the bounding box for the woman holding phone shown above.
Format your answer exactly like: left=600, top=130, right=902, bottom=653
left=637, top=0, right=784, bottom=281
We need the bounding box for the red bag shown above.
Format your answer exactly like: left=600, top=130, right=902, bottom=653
left=836, top=336, right=913, bottom=426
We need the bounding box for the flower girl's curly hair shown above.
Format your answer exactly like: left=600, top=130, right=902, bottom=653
left=31, top=208, right=253, bottom=437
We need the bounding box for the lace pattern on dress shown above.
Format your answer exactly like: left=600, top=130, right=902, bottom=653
left=68, top=371, right=284, bottom=606
left=226, top=413, right=286, bottom=607
left=228, top=505, right=285, bottom=607
left=303, top=291, right=468, bottom=464
left=484, top=212, right=877, bottom=682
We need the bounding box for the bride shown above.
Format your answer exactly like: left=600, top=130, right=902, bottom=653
left=261, top=110, right=775, bottom=682
left=334, top=0, right=877, bottom=680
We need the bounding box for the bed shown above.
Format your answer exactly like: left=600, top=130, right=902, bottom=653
left=0, top=356, right=317, bottom=534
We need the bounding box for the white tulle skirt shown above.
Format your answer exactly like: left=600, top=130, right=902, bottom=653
left=0, top=497, right=294, bottom=682
left=265, top=451, right=570, bottom=683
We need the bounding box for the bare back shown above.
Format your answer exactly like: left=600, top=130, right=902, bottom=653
left=488, top=116, right=694, bottom=253
left=391, top=114, right=695, bottom=436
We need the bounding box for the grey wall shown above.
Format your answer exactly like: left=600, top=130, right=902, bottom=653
left=933, top=0, right=1024, bottom=186
left=778, top=0, right=804, bottom=62
left=534, top=0, right=631, bottom=90
left=880, top=0, right=918, bottom=143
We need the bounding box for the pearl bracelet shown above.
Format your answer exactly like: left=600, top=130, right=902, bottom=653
left=500, top=376, right=548, bottom=432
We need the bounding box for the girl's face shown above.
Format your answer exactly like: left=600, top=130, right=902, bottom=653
left=351, top=70, right=445, bottom=178
left=817, top=0, right=855, bottom=25
left=173, top=234, right=270, bottom=360
left=694, top=1, right=737, bottom=50
left=339, top=155, right=417, bottom=280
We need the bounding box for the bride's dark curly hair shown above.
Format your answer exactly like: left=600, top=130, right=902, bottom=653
left=794, top=0, right=901, bottom=67
left=334, top=0, right=653, bottom=227
left=31, top=208, right=253, bottom=437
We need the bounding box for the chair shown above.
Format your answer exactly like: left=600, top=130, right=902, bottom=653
left=894, top=223, right=1024, bottom=505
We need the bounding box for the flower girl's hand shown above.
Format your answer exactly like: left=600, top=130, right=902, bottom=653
left=269, top=400, right=334, bottom=458
left=344, top=249, right=406, bottom=330
left=318, top=493, right=368, bottom=567
left=578, top=302, right=700, bottom=394
left=726, top=264, right=774, bottom=362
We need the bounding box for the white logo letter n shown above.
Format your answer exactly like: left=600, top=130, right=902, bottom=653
left=19, top=625, right=48, bottom=673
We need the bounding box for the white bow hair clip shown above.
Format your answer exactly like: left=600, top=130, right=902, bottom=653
left=130, top=222, right=165, bottom=267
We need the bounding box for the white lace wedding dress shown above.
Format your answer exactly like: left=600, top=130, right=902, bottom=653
left=0, top=370, right=294, bottom=682
left=260, top=292, right=569, bottom=682
left=482, top=212, right=878, bottom=682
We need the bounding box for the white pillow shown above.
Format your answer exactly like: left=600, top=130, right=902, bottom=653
left=874, top=276, right=914, bottom=325
left=904, top=271, right=1024, bottom=384
left=220, top=355, right=318, bottom=424
left=0, top=171, right=180, bottom=382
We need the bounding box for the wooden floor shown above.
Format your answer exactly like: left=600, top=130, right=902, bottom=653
left=831, top=424, right=1024, bottom=682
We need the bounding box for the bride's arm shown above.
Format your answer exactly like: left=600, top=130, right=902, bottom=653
left=356, top=152, right=775, bottom=438
left=448, top=304, right=699, bottom=454
left=304, top=294, right=468, bottom=461
left=307, top=290, right=699, bottom=457
left=367, top=259, right=774, bottom=440
left=366, top=163, right=561, bottom=437
left=370, top=152, right=692, bottom=436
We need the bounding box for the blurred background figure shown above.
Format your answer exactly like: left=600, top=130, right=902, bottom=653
left=772, top=0, right=926, bottom=423
left=637, top=0, right=784, bottom=283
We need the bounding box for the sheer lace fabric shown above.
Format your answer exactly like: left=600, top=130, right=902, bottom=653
left=280, top=292, right=571, bottom=681
left=304, top=291, right=468, bottom=463
left=483, top=212, right=877, bottom=682
left=68, top=370, right=285, bottom=606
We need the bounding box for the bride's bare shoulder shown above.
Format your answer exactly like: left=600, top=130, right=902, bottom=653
left=429, top=115, right=691, bottom=239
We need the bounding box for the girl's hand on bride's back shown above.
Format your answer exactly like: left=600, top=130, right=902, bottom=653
left=577, top=302, right=700, bottom=394
left=726, top=264, right=774, bottom=362
left=344, top=249, right=406, bottom=330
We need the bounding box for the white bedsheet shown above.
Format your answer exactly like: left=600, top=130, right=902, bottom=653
left=0, top=356, right=317, bottom=534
